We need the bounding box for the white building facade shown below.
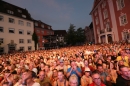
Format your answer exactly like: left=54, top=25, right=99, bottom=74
left=0, top=1, right=34, bottom=53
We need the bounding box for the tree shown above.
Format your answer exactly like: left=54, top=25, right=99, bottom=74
left=66, top=24, right=86, bottom=45
left=76, top=27, right=86, bottom=44
left=32, top=31, right=38, bottom=50
left=66, top=24, right=76, bottom=45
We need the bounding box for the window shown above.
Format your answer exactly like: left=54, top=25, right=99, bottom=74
left=0, top=15, right=4, bottom=21
left=19, top=47, right=24, bottom=51
left=38, top=43, right=40, bottom=47
left=9, top=28, right=15, bottom=33
left=0, top=38, right=3, bottom=43
left=27, top=22, right=31, bottom=27
left=27, top=31, right=31, bottom=35
left=28, top=46, right=32, bottom=51
left=22, top=15, right=26, bottom=18
left=19, top=30, right=24, bottom=34
left=19, top=39, right=24, bottom=43
left=37, top=30, right=40, bottom=33
left=9, top=18, right=15, bottom=23
left=103, top=9, right=108, bottom=19
left=48, top=26, right=50, bottom=29
left=116, top=0, right=125, bottom=10
left=106, top=22, right=110, bottom=29
left=0, top=47, right=4, bottom=53
left=18, top=20, right=24, bottom=25
left=0, top=27, right=3, bottom=32
left=35, top=22, right=38, bottom=26
left=18, top=9, right=22, bottom=13
left=102, top=1, right=106, bottom=8
left=42, top=31, right=44, bottom=34
left=7, top=10, right=14, bottom=14
left=95, top=17, right=99, bottom=25
left=119, top=14, right=128, bottom=26
left=27, top=39, right=31, bottom=43
left=38, top=36, right=40, bottom=39
left=41, top=24, right=44, bottom=28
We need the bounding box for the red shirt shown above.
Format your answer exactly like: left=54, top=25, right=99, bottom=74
left=89, top=82, right=106, bottom=86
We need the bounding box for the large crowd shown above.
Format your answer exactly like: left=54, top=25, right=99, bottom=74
left=0, top=42, right=130, bottom=86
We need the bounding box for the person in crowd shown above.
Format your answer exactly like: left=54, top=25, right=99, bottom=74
left=75, top=56, right=84, bottom=69
left=116, top=65, right=130, bottom=86
left=44, top=65, right=53, bottom=79
left=66, top=60, right=81, bottom=85
left=96, top=64, right=109, bottom=85
left=35, top=70, right=51, bottom=86
left=116, top=50, right=129, bottom=67
left=82, top=59, right=91, bottom=75
left=51, top=69, right=58, bottom=85
left=50, top=61, right=57, bottom=71
left=53, top=70, right=68, bottom=86
left=56, top=59, right=65, bottom=71
left=28, top=62, right=38, bottom=75
left=69, top=74, right=78, bottom=86
left=89, top=71, right=106, bottom=86
left=81, top=68, right=92, bottom=86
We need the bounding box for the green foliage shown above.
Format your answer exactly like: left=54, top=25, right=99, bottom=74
left=66, top=24, right=86, bottom=45
left=32, top=31, right=38, bottom=50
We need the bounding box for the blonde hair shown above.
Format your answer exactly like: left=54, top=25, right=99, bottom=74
left=69, top=74, right=78, bottom=83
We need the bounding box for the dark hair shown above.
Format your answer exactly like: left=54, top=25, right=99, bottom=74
left=119, top=65, right=128, bottom=71
left=58, top=69, right=64, bottom=74
left=31, top=71, right=37, bottom=78
left=43, top=82, right=52, bottom=86
left=4, top=69, right=10, bottom=73
left=53, top=69, right=57, bottom=72
left=2, top=82, right=9, bottom=85
left=96, top=64, right=103, bottom=69
left=91, top=70, right=100, bottom=76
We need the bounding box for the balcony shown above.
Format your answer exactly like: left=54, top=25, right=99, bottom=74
left=100, top=28, right=112, bottom=34
left=106, top=28, right=112, bottom=32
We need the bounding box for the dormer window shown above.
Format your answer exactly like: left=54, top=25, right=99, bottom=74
left=41, top=24, right=44, bottom=28
left=22, top=15, right=26, bottom=18
left=35, top=22, right=38, bottom=26
left=18, top=9, right=22, bottom=13
left=7, top=10, right=14, bottom=14
left=48, top=26, right=50, bottom=29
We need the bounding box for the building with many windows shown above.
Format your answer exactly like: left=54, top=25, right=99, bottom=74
left=0, top=0, right=34, bottom=53
left=34, top=20, right=54, bottom=49
left=90, top=0, right=130, bottom=43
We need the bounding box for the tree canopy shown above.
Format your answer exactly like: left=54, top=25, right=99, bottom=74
left=66, top=24, right=86, bottom=45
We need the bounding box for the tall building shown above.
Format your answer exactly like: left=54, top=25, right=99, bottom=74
left=34, top=20, right=54, bottom=49
left=0, top=0, right=34, bottom=53
left=90, top=0, right=130, bottom=43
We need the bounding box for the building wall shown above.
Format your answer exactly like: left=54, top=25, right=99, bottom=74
left=112, top=0, right=130, bottom=40
left=34, top=20, right=54, bottom=49
left=0, top=13, right=34, bottom=53
left=91, top=0, right=130, bottom=43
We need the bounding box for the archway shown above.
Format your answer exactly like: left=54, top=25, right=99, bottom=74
left=108, top=35, right=113, bottom=43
